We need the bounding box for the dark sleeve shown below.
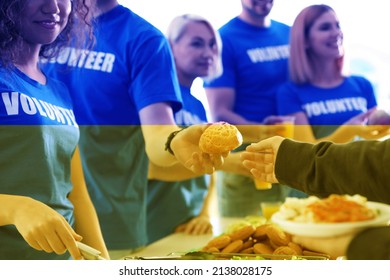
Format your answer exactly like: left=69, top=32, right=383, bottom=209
left=347, top=227, right=390, bottom=259
left=275, top=138, right=390, bottom=203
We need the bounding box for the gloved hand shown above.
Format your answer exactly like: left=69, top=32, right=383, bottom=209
left=175, top=215, right=213, bottom=235
left=12, top=197, right=83, bottom=260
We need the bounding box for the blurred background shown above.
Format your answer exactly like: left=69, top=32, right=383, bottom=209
left=119, top=0, right=390, bottom=111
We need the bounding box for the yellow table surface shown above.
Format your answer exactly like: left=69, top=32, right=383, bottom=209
left=125, top=217, right=241, bottom=258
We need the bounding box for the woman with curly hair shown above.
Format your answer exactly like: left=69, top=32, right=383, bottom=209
left=0, top=0, right=108, bottom=260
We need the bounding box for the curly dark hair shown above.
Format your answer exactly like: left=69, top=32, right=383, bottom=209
left=0, top=0, right=93, bottom=67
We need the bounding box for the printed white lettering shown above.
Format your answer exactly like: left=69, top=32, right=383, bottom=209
left=48, top=103, right=65, bottom=124
left=56, top=47, right=71, bottom=64
left=1, top=91, right=77, bottom=126
left=68, top=48, right=82, bottom=67
left=1, top=92, right=19, bottom=115
left=66, top=110, right=77, bottom=127
left=48, top=47, right=115, bottom=73
left=247, top=45, right=290, bottom=63
left=101, top=53, right=115, bottom=73
left=93, top=52, right=105, bottom=70
left=78, top=50, right=89, bottom=68
left=303, top=98, right=367, bottom=118
left=325, top=100, right=337, bottom=113
left=31, top=97, right=47, bottom=117
left=39, top=101, right=55, bottom=120
left=20, top=94, right=37, bottom=115
left=84, top=51, right=97, bottom=69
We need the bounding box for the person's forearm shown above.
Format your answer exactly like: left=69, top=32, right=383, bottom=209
left=293, top=124, right=357, bottom=144
left=148, top=162, right=201, bottom=181
left=139, top=103, right=181, bottom=167
left=347, top=227, right=390, bottom=259
left=213, top=109, right=255, bottom=126
left=198, top=174, right=216, bottom=217
left=275, top=139, right=390, bottom=203
left=0, top=194, right=29, bottom=226
left=70, top=148, right=109, bottom=259
left=236, top=125, right=268, bottom=143
left=70, top=194, right=109, bottom=259
left=142, top=124, right=179, bottom=167
left=316, top=125, right=358, bottom=143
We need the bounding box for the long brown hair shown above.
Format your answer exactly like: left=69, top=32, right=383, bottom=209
left=289, top=4, right=345, bottom=84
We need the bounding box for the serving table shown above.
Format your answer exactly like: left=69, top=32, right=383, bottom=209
left=125, top=216, right=241, bottom=258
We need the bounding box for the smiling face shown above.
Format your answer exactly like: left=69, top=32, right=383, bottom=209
left=306, top=10, right=344, bottom=60
left=19, top=0, right=72, bottom=47
left=171, top=21, right=218, bottom=86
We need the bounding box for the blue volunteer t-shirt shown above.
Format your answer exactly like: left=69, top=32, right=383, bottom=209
left=44, top=5, right=182, bottom=250
left=203, top=17, right=294, bottom=217
left=0, top=66, right=78, bottom=259
left=277, top=76, right=377, bottom=137
left=204, top=17, right=290, bottom=122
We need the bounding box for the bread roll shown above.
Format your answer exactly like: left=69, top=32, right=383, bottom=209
left=265, top=224, right=291, bottom=246
left=199, top=122, right=243, bottom=154
left=206, top=235, right=231, bottom=249
left=221, top=239, right=244, bottom=253
left=229, top=225, right=255, bottom=241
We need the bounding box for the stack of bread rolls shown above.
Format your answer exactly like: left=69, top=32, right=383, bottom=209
left=200, top=223, right=328, bottom=259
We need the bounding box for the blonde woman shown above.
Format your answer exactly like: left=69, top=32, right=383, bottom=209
left=147, top=14, right=224, bottom=243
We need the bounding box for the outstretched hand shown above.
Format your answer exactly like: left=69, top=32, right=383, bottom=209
left=241, top=136, right=285, bottom=183
left=12, top=198, right=83, bottom=260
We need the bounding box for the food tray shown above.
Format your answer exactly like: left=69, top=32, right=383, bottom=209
left=124, top=251, right=329, bottom=260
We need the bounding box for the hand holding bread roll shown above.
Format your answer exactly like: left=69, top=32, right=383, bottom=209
left=172, top=122, right=242, bottom=174
left=199, top=122, right=243, bottom=154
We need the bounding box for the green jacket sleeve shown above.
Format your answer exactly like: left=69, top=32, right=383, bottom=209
left=347, top=227, right=390, bottom=259
left=275, top=138, right=390, bottom=204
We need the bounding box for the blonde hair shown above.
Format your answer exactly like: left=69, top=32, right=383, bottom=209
left=166, top=14, right=223, bottom=82
left=289, top=4, right=346, bottom=84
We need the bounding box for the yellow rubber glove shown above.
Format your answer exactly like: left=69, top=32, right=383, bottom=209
left=9, top=196, right=83, bottom=259
left=175, top=215, right=213, bottom=235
